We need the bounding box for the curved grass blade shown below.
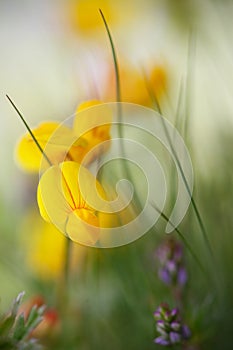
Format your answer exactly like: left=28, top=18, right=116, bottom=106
left=144, top=79, right=214, bottom=261
left=6, top=95, right=52, bottom=167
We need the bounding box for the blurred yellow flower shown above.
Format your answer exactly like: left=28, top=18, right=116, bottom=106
left=16, top=100, right=111, bottom=173
left=16, top=121, right=86, bottom=173
left=104, top=62, right=168, bottom=107
left=149, top=65, right=168, bottom=102
left=21, top=208, right=86, bottom=280
left=66, top=0, right=120, bottom=34
left=105, top=62, right=150, bottom=106
left=73, top=100, right=111, bottom=164
left=37, top=161, right=107, bottom=245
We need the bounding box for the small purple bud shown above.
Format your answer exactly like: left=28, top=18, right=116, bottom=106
left=164, top=310, right=171, bottom=321
left=170, top=331, right=181, bottom=344
left=178, top=266, right=188, bottom=285
left=171, top=321, right=181, bottom=331
left=156, top=320, right=167, bottom=335
left=167, top=260, right=176, bottom=273
left=154, top=336, right=170, bottom=346
left=182, top=325, right=191, bottom=339
left=157, top=320, right=165, bottom=328
left=170, top=308, right=179, bottom=319
left=153, top=310, right=161, bottom=319
left=159, top=268, right=171, bottom=285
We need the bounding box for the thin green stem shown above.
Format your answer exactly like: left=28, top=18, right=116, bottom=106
left=144, top=82, right=214, bottom=261
left=7, top=94, right=73, bottom=312
left=99, top=9, right=121, bottom=102
left=64, top=237, right=72, bottom=287
left=99, top=10, right=142, bottom=214
left=56, top=236, right=72, bottom=315
left=173, top=78, right=184, bottom=134
left=99, top=8, right=123, bottom=139
left=183, top=30, right=196, bottom=140
left=160, top=100, right=214, bottom=261
left=6, top=95, right=52, bottom=167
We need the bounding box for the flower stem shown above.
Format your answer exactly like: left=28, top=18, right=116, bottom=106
left=99, top=10, right=142, bottom=214
left=146, top=87, right=214, bottom=262
left=64, top=237, right=72, bottom=288
left=57, top=237, right=72, bottom=316
left=99, top=9, right=121, bottom=102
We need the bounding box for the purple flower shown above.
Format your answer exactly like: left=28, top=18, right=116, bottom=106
left=170, top=331, right=181, bottom=344
left=156, top=239, right=188, bottom=287
left=182, top=325, right=192, bottom=339
left=154, top=336, right=170, bottom=346
left=153, top=303, right=191, bottom=347
left=178, top=266, right=188, bottom=286
left=171, top=321, right=181, bottom=331
left=159, top=267, right=172, bottom=285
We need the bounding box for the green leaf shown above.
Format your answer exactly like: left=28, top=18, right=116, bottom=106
left=0, top=315, right=15, bottom=337
left=11, top=292, right=25, bottom=317
left=0, top=293, right=45, bottom=350
left=25, top=305, right=45, bottom=336
left=13, top=314, right=26, bottom=341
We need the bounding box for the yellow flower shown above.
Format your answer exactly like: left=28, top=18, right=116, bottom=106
left=66, top=0, right=119, bottom=34
left=16, top=100, right=111, bottom=173
left=21, top=208, right=86, bottom=280
left=105, top=62, right=150, bottom=106
left=37, top=161, right=107, bottom=245
left=16, top=122, right=86, bottom=172
left=73, top=100, right=111, bottom=164
left=104, top=61, right=168, bottom=106
left=149, top=65, right=168, bottom=102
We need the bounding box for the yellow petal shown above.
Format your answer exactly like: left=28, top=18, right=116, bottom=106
left=16, top=122, right=87, bottom=172
left=104, top=63, right=151, bottom=106
left=37, top=165, right=72, bottom=228
left=149, top=65, right=167, bottom=100
left=66, top=209, right=100, bottom=245
left=73, top=100, right=112, bottom=164
left=16, top=122, right=58, bottom=172
left=37, top=161, right=107, bottom=244
left=67, top=0, right=117, bottom=33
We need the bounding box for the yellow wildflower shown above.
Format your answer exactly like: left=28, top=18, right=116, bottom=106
left=16, top=122, right=86, bottom=172
left=37, top=161, right=107, bottom=245
left=105, top=62, right=150, bottom=106
left=104, top=61, right=168, bottom=106
left=66, top=0, right=119, bottom=34
left=73, top=100, right=111, bottom=164
left=16, top=100, right=111, bottom=173
left=149, top=64, right=168, bottom=102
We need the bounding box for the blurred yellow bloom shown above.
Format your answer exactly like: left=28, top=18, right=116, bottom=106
left=104, top=62, right=168, bottom=106
left=73, top=100, right=111, bottom=164
left=21, top=208, right=86, bottom=280
left=16, top=100, right=111, bottom=173
left=37, top=161, right=107, bottom=245
left=149, top=65, right=168, bottom=102
left=16, top=121, right=86, bottom=172
left=66, top=0, right=120, bottom=34
left=105, top=62, right=150, bottom=106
